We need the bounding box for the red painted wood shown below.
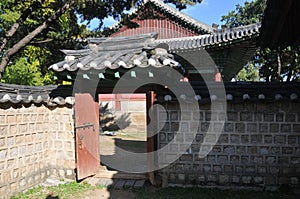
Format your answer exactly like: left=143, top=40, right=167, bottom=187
left=111, top=16, right=199, bottom=39
left=146, top=91, right=156, bottom=185
left=75, top=94, right=100, bottom=180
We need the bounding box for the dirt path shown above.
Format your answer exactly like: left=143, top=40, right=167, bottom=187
left=76, top=188, right=137, bottom=199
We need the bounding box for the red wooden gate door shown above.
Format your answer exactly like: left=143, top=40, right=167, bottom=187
left=74, top=93, right=100, bottom=180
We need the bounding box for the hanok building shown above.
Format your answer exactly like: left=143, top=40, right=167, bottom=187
left=1, top=0, right=300, bottom=197
left=49, top=1, right=261, bottom=181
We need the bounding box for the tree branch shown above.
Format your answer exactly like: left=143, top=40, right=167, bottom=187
left=0, top=0, right=75, bottom=78
left=0, top=0, right=46, bottom=52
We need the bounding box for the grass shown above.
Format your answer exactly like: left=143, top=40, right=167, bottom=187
left=10, top=182, right=105, bottom=199
left=11, top=182, right=299, bottom=199
left=134, top=187, right=299, bottom=199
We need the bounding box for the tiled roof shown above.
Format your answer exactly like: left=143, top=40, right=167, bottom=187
left=1, top=82, right=299, bottom=105
left=155, top=23, right=261, bottom=51
left=0, top=83, right=74, bottom=106
left=50, top=33, right=179, bottom=72
left=156, top=82, right=300, bottom=103
left=109, top=0, right=215, bottom=34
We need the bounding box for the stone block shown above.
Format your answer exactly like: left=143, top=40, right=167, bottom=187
left=170, top=111, right=179, bottom=121
left=276, top=112, right=284, bottom=122
left=290, top=177, right=298, bottom=185
left=254, top=176, right=263, bottom=184
left=286, top=113, right=296, bottom=122
left=7, top=115, right=15, bottom=124
left=227, top=112, right=238, bottom=121
left=251, top=134, right=262, bottom=144
left=205, top=134, right=217, bottom=143
left=288, top=135, right=297, bottom=144
left=236, top=146, right=246, bottom=154
left=265, top=176, right=276, bottom=185
left=257, top=166, right=267, bottom=174
left=248, top=146, right=257, bottom=154
left=203, top=165, right=211, bottom=172
left=218, top=134, right=228, bottom=143
left=230, top=134, right=240, bottom=144
left=247, top=123, right=258, bottom=133
left=230, top=155, right=239, bottom=164
left=219, top=175, right=230, bottom=184
left=232, top=176, right=240, bottom=183
left=245, top=166, right=255, bottom=173
left=269, top=167, right=280, bottom=174
left=263, top=113, right=274, bottom=122
left=200, top=122, right=209, bottom=132
left=293, top=124, right=300, bottom=133
left=259, top=124, right=268, bottom=132
left=252, top=156, right=263, bottom=164
left=178, top=173, right=185, bottom=182
left=218, top=155, right=228, bottom=164
left=241, top=156, right=249, bottom=164
left=241, top=135, right=249, bottom=143
left=259, top=147, right=269, bottom=155
left=241, top=176, right=252, bottom=184
left=274, top=135, right=286, bottom=144
left=266, top=156, right=276, bottom=164
left=213, top=165, right=222, bottom=172
left=282, top=147, right=293, bottom=154
left=264, top=135, right=273, bottom=144
left=235, top=123, right=245, bottom=133
left=281, top=124, right=291, bottom=133
left=0, top=125, right=8, bottom=136
left=270, top=147, right=280, bottom=155
left=224, top=123, right=233, bottom=132
left=270, top=123, right=279, bottom=132
left=207, top=155, right=216, bottom=163
left=240, top=112, right=253, bottom=121
left=207, top=174, right=217, bottom=182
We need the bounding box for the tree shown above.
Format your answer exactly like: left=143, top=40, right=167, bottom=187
left=222, top=0, right=300, bottom=82
left=0, top=0, right=203, bottom=83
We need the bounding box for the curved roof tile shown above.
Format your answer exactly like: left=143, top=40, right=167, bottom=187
left=0, top=83, right=74, bottom=106
left=154, top=23, right=261, bottom=51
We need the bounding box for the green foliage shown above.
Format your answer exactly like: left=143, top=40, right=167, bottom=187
left=222, top=0, right=299, bottom=82
left=234, top=62, right=260, bottom=81
left=221, top=0, right=267, bottom=28
left=2, top=57, right=44, bottom=86
left=0, top=0, right=205, bottom=85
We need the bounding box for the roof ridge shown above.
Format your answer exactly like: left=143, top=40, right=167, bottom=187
left=109, top=0, right=215, bottom=34
left=155, top=23, right=261, bottom=43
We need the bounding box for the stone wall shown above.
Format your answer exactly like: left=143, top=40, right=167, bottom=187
left=0, top=104, right=75, bottom=198
left=156, top=100, right=300, bottom=190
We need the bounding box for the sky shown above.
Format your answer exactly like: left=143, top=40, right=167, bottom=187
left=86, top=0, right=249, bottom=30
left=180, top=0, right=249, bottom=26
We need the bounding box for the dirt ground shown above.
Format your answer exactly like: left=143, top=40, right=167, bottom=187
left=77, top=188, right=137, bottom=199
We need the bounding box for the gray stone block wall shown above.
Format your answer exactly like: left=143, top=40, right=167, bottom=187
left=0, top=104, right=75, bottom=198
left=157, top=101, right=300, bottom=189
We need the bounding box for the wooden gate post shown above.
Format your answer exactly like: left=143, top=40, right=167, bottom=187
left=146, top=91, right=156, bottom=185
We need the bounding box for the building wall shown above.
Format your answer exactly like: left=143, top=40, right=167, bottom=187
left=0, top=104, right=75, bottom=198
left=156, top=100, right=300, bottom=190
left=99, top=94, right=146, bottom=134
left=111, top=18, right=199, bottom=39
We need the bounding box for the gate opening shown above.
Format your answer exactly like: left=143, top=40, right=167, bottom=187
left=98, top=93, right=147, bottom=171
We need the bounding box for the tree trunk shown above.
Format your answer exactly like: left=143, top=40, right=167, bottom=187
left=0, top=0, right=75, bottom=78
left=0, top=0, right=45, bottom=52
left=276, top=47, right=282, bottom=81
